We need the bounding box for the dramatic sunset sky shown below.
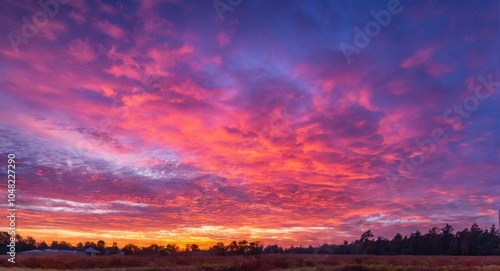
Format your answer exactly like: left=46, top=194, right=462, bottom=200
left=0, top=0, right=499, bottom=248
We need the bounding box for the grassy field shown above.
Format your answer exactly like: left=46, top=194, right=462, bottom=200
left=0, top=254, right=499, bottom=271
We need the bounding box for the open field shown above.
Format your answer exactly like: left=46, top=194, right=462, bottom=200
left=0, top=255, right=499, bottom=271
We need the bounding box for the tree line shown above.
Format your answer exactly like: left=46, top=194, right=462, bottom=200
left=278, top=223, right=500, bottom=256
left=1, top=223, right=499, bottom=256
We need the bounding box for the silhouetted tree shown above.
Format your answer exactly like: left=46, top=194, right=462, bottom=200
left=390, top=233, right=403, bottom=254
left=209, top=242, right=226, bottom=255
left=1, top=223, right=498, bottom=256
left=227, top=241, right=238, bottom=254
left=50, top=241, right=59, bottom=249
left=107, top=242, right=120, bottom=254
left=166, top=243, right=179, bottom=253
left=14, top=235, right=36, bottom=251
left=187, top=243, right=200, bottom=252
left=122, top=243, right=140, bottom=255
left=97, top=240, right=106, bottom=253
left=248, top=241, right=264, bottom=255
left=441, top=224, right=454, bottom=254
left=263, top=244, right=283, bottom=254
left=37, top=241, right=49, bottom=250
left=58, top=241, right=73, bottom=250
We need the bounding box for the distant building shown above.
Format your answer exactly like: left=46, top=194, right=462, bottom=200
left=104, top=247, right=125, bottom=255
left=20, top=249, right=86, bottom=255
left=19, top=249, right=44, bottom=255
left=84, top=247, right=102, bottom=256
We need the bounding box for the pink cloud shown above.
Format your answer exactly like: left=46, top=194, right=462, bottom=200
left=400, top=48, right=434, bottom=69
left=68, top=38, right=97, bottom=62
left=30, top=20, right=67, bottom=42
left=426, top=62, right=455, bottom=77
left=217, top=32, right=230, bottom=47
left=98, top=0, right=117, bottom=14
left=400, top=47, right=455, bottom=77
left=68, top=11, right=86, bottom=24
left=95, top=19, right=126, bottom=39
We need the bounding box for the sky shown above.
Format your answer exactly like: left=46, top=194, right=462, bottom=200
left=0, top=0, right=499, bottom=249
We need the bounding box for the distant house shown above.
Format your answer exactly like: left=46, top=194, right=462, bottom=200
left=104, top=248, right=125, bottom=255
left=84, top=247, right=102, bottom=256
left=19, top=249, right=44, bottom=254
left=20, top=249, right=86, bottom=255
left=192, top=251, right=210, bottom=256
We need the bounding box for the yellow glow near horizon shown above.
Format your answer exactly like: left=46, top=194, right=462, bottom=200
left=20, top=225, right=342, bottom=249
